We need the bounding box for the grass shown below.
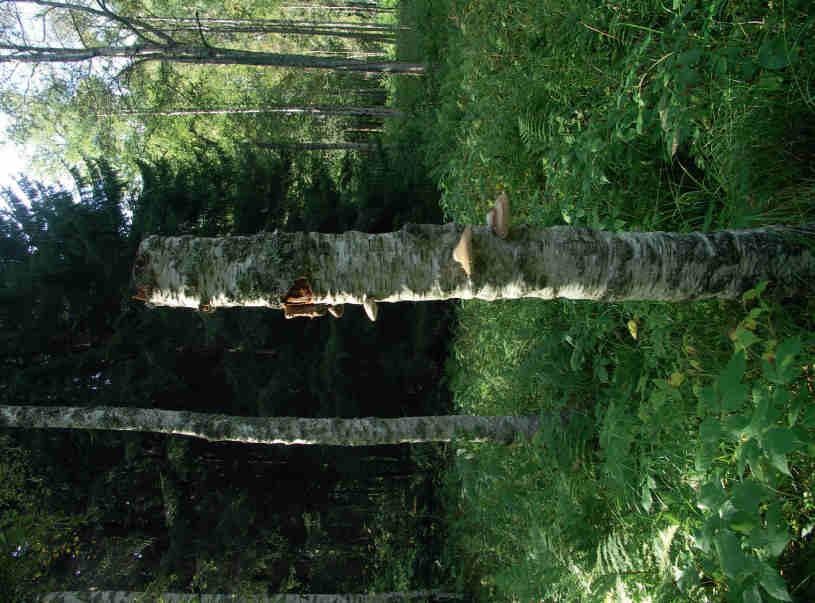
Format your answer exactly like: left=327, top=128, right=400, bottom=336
left=390, top=0, right=815, bottom=601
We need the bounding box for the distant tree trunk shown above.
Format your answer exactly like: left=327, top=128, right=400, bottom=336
left=0, top=406, right=542, bottom=445
left=142, top=17, right=401, bottom=32
left=43, top=592, right=462, bottom=602
left=142, top=20, right=397, bottom=42
left=103, top=106, right=401, bottom=118
left=0, top=44, right=424, bottom=74
left=256, top=141, right=383, bottom=151
left=279, top=3, right=396, bottom=14
left=130, top=224, right=815, bottom=313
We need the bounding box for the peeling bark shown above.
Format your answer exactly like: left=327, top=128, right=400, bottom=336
left=132, top=224, right=815, bottom=311
left=0, top=406, right=541, bottom=445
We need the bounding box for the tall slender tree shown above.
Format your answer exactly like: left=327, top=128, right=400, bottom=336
left=0, top=405, right=542, bottom=445
left=43, top=591, right=461, bottom=602
left=101, top=105, right=401, bottom=118
left=0, top=0, right=424, bottom=74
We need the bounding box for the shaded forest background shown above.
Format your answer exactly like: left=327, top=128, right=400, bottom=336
left=0, top=0, right=456, bottom=598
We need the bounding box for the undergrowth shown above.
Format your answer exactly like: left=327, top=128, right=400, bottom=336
left=397, top=0, right=815, bottom=601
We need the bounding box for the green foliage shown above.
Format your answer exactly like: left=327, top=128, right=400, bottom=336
left=0, top=436, right=86, bottom=602
left=412, top=0, right=815, bottom=600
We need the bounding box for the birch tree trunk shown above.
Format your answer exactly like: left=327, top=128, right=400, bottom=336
left=256, top=142, right=383, bottom=152
left=131, top=223, right=815, bottom=312
left=0, top=44, right=424, bottom=74
left=43, top=591, right=461, bottom=602
left=102, top=106, right=402, bottom=118
left=0, top=406, right=541, bottom=445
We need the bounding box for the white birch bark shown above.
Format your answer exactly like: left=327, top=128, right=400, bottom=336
left=101, top=106, right=401, bottom=118
left=132, top=224, right=815, bottom=311
left=0, top=406, right=541, bottom=445
left=43, top=591, right=460, bottom=602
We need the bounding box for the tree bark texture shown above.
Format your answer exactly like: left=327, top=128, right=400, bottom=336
left=0, top=406, right=541, bottom=445
left=43, top=592, right=460, bottom=602
left=131, top=224, right=815, bottom=311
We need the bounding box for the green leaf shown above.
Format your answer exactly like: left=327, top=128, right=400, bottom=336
left=732, top=326, right=761, bottom=351
left=759, top=563, right=792, bottom=601
left=742, top=583, right=762, bottom=603
left=742, top=281, right=768, bottom=301
left=775, top=337, right=802, bottom=382
left=731, top=479, right=766, bottom=513
left=724, top=414, right=751, bottom=440
left=763, top=427, right=799, bottom=476
left=698, top=481, right=726, bottom=512
left=748, top=389, right=772, bottom=436
left=763, top=337, right=802, bottom=385
left=736, top=439, right=762, bottom=480
left=678, top=48, right=703, bottom=66
left=765, top=505, right=791, bottom=557
left=729, top=512, right=757, bottom=535
left=803, top=405, right=815, bottom=429
left=758, top=38, right=792, bottom=70
left=748, top=504, right=791, bottom=559
left=719, top=351, right=748, bottom=411
left=714, top=530, right=747, bottom=580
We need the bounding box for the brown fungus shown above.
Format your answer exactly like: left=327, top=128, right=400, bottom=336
left=452, top=225, right=473, bottom=277
left=486, top=192, right=510, bottom=239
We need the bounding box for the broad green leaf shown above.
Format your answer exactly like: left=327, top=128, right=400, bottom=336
left=731, top=479, right=766, bottom=513
left=748, top=504, right=791, bottom=558
left=742, top=583, right=762, bottom=603
left=736, top=439, right=761, bottom=478
left=762, top=337, right=802, bottom=384
left=728, top=511, right=757, bottom=535
left=732, top=326, right=761, bottom=351
left=697, top=418, right=723, bottom=470
left=774, top=337, right=802, bottom=382
left=697, top=384, right=718, bottom=415
left=719, top=351, right=748, bottom=411
left=724, top=414, right=750, bottom=440
left=714, top=530, right=747, bottom=580
left=749, top=389, right=772, bottom=436
left=698, top=481, right=726, bottom=512
left=692, top=516, right=722, bottom=554
left=763, top=427, right=799, bottom=476
left=700, top=417, right=723, bottom=446
left=764, top=505, right=791, bottom=557
left=758, top=38, right=792, bottom=70
left=803, top=405, right=815, bottom=429
left=742, top=281, right=768, bottom=301
left=759, top=562, right=792, bottom=601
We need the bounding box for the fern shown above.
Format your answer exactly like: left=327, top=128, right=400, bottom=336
left=517, top=113, right=548, bottom=152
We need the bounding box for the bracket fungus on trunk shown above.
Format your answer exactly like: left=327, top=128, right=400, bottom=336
left=486, top=192, right=510, bottom=239
left=452, top=225, right=473, bottom=277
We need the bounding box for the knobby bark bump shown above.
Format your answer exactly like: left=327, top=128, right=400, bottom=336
left=131, top=223, right=815, bottom=313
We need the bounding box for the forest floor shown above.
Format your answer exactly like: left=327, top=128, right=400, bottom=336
left=388, top=0, right=815, bottom=601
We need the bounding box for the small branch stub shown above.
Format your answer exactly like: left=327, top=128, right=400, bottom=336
left=328, top=305, right=344, bottom=318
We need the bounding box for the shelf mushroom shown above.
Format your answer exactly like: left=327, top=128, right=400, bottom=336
left=486, top=192, right=510, bottom=239
left=452, top=225, right=473, bottom=277
left=363, top=295, right=378, bottom=322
